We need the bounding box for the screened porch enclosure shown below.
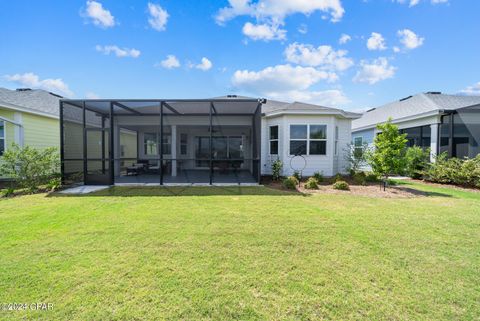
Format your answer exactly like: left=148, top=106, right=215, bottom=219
left=60, top=99, right=263, bottom=185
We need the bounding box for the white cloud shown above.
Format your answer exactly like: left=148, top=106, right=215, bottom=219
left=393, top=46, right=401, bottom=53
left=353, top=58, right=397, bottom=84
left=367, top=32, right=387, bottom=51
left=298, top=23, right=308, bottom=34
left=86, top=92, right=100, bottom=99
left=268, top=89, right=350, bottom=106
left=339, top=33, right=351, bottom=44
left=242, top=22, right=286, bottom=41
left=215, top=0, right=344, bottom=41
left=397, top=29, right=424, bottom=50
left=4, top=72, right=74, bottom=97
left=232, top=64, right=337, bottom=95
left=459, top=82, right=480, bottom=96
left=147, top=3, right=169, bottom=31
left=194, top=57, right=213, bottom=71
left=83, top=1, right=115, bottom=28
left=156, top=55, right=180, bottom=69
left=284, top=43, right=354, bottom=71
left=395, top=0, right=448, bottom=7
left=95, top=45, right=141, bottom=58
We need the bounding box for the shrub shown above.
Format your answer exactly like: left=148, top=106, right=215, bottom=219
left=271, top=159, right=283, bottom=181
left=333, top=173, right=343, bottom=182
left=333, top=180, right=350, bottom=191
left=46, top=177, right=62, bottom=192
left=365, top=172, right=380, bottom=183
left=353, top=171, right=367, bottom=186
left=313, top=171, right=323, bottom=182
left=405, top=146, right=430, bottom=179
left=304, top=177, right=319, bottom=189
left=283, top=176, right=299, bottom=189
left=0, top=144, right=60, bottom=193
left=292, top=171, right=301, bottom=181
left=425, top=153, right=480, bottom=187
left=1, top=187, right=15, bottom=198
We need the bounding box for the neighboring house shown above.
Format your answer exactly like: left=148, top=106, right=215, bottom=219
left=0, top=88, right=61, bottom=157
left=352, top=92, right=480, bottom=160
left=60, top=97, right=360, bottom=185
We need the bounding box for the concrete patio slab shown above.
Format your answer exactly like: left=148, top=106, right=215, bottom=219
left=59, top=185, right=110, bottom=194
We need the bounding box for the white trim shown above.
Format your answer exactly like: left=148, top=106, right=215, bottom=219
left=268, top=125, right=279, bottom=155
left=265, top=109, right=361, bottom=119
left=289, top=124, right=328, bottom=156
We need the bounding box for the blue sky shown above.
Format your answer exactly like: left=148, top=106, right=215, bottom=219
left=0, top=0, right=479, bottom=110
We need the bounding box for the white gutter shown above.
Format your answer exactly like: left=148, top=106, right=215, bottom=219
left=352, top=109, right=441, bottom=132
left=264, top=109, right=362, bottom=119
left=0, top=101, right=58, bottom=120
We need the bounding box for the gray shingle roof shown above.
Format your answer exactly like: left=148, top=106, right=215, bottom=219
left=213, top=95, right=360, bottom=118
left=0, top=88, right=61, bottom=117
left=352, top=93, right=480, bottom=131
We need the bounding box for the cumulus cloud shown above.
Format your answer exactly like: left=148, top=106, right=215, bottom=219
left=268, top=89, right=350, bottom=106
left=194, top=57, right=213, bottom=71
left=459, top=82, right=480, bottom=96
left=4, top=72, right=74, bottom=97
left=82, top=1, right=115, bottom=28
left=242, top=22, right=286, bottom=41
left=147, top=2, right=169, bottom=31
left=353, top=58, right=397, bottom=84
left=284, top=43, right=354, bottom=71
left=232, top=64, right=337, bottom=94
left=395, top=0, right=448, bottom=7
left=95, top=45, right=141, bottom=58
left=367, top=32, right=387, bottom=51
left=215, top=0, right=344, bottom=41
left=397, top=29, right=424, bottom=50
left=339, top=33, right=351, bottom=44
left=156, top=55, right=181, bottom=69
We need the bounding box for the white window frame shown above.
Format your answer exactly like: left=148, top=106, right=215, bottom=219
left=269, top=125, right=279, bottom=155
left=289, top=124, right=327, bottom=156
left=353, top=136, right=363, bottom=157
left=0, top=120, right=5, bottom=156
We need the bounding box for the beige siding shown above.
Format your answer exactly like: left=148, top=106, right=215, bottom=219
left=22, top=113, right=59, bottom=149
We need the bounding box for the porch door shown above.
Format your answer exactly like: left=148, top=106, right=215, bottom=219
left=85, top=128, right=112, bottom=185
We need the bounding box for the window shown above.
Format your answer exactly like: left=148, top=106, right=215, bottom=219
left=0, top=121, right=4, bottom=156
left=180, top=133, right=188, bottom=155
left=309, top=125, right=327, bottom=155
left=353, top=136, right=363, bottom=158
left=334, top=126, right=339, bottom=155
left=289, top=124, right=327, bottom=155
left=269, top=126, right=278, bottom=155
left=144, top=133, right=171, bottom=155
left=400, top=125, right=431, bottom=149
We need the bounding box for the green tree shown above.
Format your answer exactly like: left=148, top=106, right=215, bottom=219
left=367, top=119, right=407, bottom=185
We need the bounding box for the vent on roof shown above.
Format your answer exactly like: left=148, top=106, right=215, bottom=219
left=426, top=91, right=442, bottom=95
left=16, top=88, right=32, bottom=91
left=399, top=95, right=413, bottom=102
left=227, top=95, right=237, bottom=98
left=366, top=108, right=376, bottom=112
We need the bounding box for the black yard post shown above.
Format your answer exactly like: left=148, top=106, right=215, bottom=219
left=82, top=101, right=87, bottom=184
left=59, top=101, right=65, bottom=185
left=209, top=102, right=213, bottom=185
left=160, top=101, right=164, bottom=185
left=109, top=102, right=114, bottom=185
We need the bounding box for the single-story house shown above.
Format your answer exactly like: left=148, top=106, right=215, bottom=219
left=60, top=97, right=360, bottom=185
left=352, top=92, right=480, bottom=160
left=0, top=88, right=60, bottom=157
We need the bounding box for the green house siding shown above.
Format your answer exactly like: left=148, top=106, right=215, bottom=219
left=0, top=108, right=16, bottom=151
left=23, top=113, right=59, bottom=149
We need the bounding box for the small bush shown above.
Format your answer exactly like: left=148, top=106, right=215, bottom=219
left=292, top=171, right=301, bottom=181
left=1, top=187, right=15, bottom=198
left=283, top=176, right=299, bottom=189
left=425, top=153, right=480, bottom=187
left=271, top=159, right=283, bottom=181
left=333, top=180, right=350, bottom=191
left=313, top=171, right=324, bottom=182
left=405, top=146, right=430, bottom=179
left=353, top=171, right=367, bottom=185
left=46, top=177, right=62, bottom=192
left=365, top=172, right=380, bottom=182
left=304, top=177, right=319, bottom=189
left=333, top=173, right=343, bottom=182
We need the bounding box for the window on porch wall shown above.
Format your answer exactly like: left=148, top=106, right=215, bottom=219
left=144, top=132, right=171, bottom=155
left=0, top=120, right=4, bottom=156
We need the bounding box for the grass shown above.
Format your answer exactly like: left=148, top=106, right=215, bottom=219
left=0, top=183, right=479, bottom=320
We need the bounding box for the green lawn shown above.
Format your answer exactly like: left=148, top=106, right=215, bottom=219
left=0, top=183, right=479, bottom=320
